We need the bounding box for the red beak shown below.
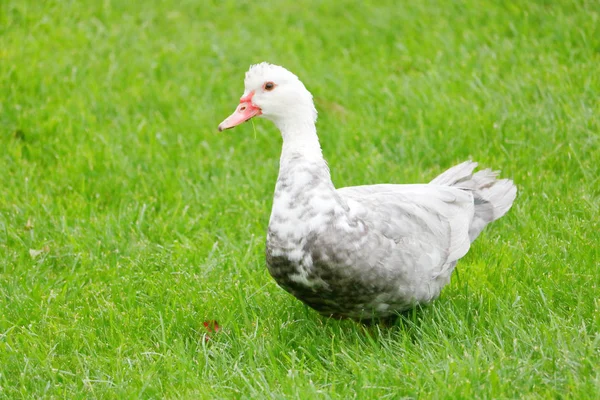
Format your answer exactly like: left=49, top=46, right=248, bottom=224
left=218, top=92, right=262, bottom=132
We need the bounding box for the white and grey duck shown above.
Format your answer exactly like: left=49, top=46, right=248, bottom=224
left=218, top=63, right=517, bottom=321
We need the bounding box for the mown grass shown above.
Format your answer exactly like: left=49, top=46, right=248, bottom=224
left=1, top=0, right=599, bottom=398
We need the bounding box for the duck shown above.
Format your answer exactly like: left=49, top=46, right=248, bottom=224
left=218, top=62, right=517, bottom=321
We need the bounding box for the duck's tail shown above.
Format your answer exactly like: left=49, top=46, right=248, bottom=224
left=430, top=161, right=517, bottom=241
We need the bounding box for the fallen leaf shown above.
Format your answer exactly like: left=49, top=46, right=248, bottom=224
left=202, top=320, right=220, bottom=342
left=29, top=249, right=44, bottom=258
left=29, top=245, right=50, bottom=259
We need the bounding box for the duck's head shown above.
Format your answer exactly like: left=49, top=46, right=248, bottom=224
left=218, top=63, right=317, bottom=132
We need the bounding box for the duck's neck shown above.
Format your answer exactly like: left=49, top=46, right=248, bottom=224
left=269, top=117, right=343, bottom=241
left=276, top=117, right=324, bottom=164
left=267, top=115, right=353, bottom=248
left=273, top=116, right=336, bottom=198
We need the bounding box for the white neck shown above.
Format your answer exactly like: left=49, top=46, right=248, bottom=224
left=275, top=116, right=324, bottom=163
left=269, top=113, right=341, bottom=239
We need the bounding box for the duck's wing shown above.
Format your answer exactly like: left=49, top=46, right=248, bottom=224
left=337, top=184, right=475, bottom=269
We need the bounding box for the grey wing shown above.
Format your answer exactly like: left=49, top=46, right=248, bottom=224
left=337, top=183, right=475, bottom=280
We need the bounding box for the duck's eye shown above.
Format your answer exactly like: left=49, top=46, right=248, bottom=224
left=264, top=82, right=275, bottom=91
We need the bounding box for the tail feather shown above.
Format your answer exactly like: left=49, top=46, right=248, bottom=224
left=431, top=161, right=517, bottom=241
left=430, top=161, right=479, bottom=187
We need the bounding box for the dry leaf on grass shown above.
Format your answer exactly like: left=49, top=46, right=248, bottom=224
left=29, top=246, right=50, bottom=259
left=202, top=320, right=221, bottom=342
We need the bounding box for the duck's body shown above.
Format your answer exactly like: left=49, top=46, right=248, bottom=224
left=219, top=63, right=516, bottom=320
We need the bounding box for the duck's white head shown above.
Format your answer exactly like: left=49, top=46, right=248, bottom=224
left=218, top=63, right=317, bottom=132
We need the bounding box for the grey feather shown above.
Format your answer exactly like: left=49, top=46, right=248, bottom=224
left=265, top=158, right=517, bottom=320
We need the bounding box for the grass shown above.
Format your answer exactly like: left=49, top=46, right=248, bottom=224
left=1, top=0, right=599, bottom=398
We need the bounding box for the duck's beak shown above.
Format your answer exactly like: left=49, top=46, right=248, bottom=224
left=218, top=92, right=262, bottom=132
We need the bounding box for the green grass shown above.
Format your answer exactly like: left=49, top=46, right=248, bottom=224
left=1, top=0, right=599, bottom=398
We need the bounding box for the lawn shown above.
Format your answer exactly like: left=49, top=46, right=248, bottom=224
left=1, top=0, right=599, bottom=398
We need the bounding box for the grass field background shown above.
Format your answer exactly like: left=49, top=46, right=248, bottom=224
left=1, top=0, right=599, bottom=398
